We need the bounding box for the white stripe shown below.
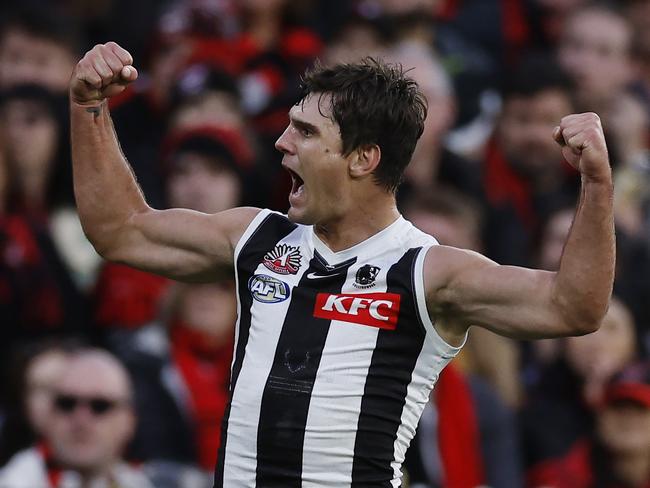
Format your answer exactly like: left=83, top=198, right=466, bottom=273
left=223, top=225, right=307, bottom=487
left=301, top=262, right=391, bottom=487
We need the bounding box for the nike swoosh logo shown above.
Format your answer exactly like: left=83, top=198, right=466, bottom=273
left=306, top=272, right=343, bottom=280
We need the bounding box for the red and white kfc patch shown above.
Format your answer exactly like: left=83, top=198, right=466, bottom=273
left=313, top=292, right=401, bottom=330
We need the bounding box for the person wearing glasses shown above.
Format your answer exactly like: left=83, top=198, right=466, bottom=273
left=0, top=348, right=154, bottom=488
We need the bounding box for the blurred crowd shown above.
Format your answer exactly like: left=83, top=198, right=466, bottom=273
left=0, top=0, right=649, bottom=487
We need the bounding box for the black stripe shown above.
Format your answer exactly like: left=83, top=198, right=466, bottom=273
left=255, top=255, right=354, bottom=487
left=214, top=212, right=297, bottom=488
left=351, top=247, right=425, bottom=487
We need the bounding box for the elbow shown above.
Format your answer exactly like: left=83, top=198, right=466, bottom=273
left=79, top=213, right=141, bottom=263
left=566, top=315, right=604, bottom=336
left=82, top=226, right=121, bottom=261
left=552, top=293, right=608, bottom=336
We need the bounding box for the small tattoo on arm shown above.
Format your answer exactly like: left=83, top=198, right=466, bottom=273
left=85, top=106, right=101, bottom=118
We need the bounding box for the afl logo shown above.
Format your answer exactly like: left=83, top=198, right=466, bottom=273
left=248, top=274, right=290, bottom=303
left=263, top=244, right=302, bottom=275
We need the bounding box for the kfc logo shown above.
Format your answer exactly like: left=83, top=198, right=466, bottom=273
left=313, top=292, right=401, bottom=330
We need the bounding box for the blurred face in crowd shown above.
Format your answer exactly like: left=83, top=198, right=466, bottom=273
left=497, top=89, right=572, bottom=187
left=0, top=98, right=58, bottom=186
left=325, top=22, right=384, bottom=65
left=24, top=349, right=69, bottom=435
left=565, top=299, right=636, bottom=384
left=403, top=52, right=455, bottom=170
left=167, top=152, right=242, bottom=214
left=378, top=0, right=441, bottom=15
left=558, top=8, right=632, bottom=108
left=538, top=207, right=574, bottom=271
left=170, top=93, right=245, bottom=132
left=0, top=28, right=76, bottom=92
left=177, top=282, right=237, bottom=345
left=46, top=352, right=135, bottom=474
left=597, top=399, right=650, bottom=456
left=408, top=210, right=480, bottom=251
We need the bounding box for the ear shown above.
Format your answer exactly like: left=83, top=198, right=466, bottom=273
left=349, top=144, right=381, bottom=179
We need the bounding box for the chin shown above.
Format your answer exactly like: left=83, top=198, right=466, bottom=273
left=287, top=205, right=313, bottom=225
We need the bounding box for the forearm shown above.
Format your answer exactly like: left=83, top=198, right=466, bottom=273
left=71, top=100, right=149, bottom=256
left=553, top=174, right=615, bottom=329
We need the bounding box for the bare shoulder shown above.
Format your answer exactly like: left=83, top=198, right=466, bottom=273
left=210, top=206, right=264, bottom=244
left=422, top=244, right=496, bottom=299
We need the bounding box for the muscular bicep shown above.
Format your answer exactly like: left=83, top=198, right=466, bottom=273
left=424, top=246, right=576, bottom=340
left=104, top=206, right=260, bottom=282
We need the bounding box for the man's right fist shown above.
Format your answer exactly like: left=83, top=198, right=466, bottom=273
left=69, top=42, right=138, bottom=106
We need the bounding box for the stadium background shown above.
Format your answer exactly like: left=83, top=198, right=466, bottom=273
left=0, top=0, right=649, bottom=486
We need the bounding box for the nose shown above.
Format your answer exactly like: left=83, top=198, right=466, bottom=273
left=275, top=126, right=294, bottom=155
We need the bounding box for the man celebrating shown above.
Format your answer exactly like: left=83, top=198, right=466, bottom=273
left=69, top=42, right=614, bottom=487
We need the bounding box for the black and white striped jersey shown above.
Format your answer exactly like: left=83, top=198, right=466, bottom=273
left=214, top=209, right=465, bottom=488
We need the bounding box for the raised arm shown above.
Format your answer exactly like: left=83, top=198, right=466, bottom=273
left=424, top=113, right=615, bottom=344
left=70, top=42, right=259, bottom=282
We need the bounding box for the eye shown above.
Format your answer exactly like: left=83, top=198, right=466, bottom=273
left=300, top=127, right=312, bottom=137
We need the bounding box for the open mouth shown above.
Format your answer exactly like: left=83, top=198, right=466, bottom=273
left=286, top=167, right=305, bottom=198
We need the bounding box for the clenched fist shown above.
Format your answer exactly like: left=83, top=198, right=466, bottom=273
left=69, top=42, right=138, bottom=106
left=553, top=113, right=611, bottom=182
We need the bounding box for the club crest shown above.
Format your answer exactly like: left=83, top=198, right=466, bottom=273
left=354, top=264, right=380, bottom=289
left=263, top=244, right=302, bottom=275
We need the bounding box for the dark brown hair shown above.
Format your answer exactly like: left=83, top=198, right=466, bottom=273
left=300, top=57, right=427, bottom=193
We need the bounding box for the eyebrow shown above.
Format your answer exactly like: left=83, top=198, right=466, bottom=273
left=290, top=115, right=319, bottom=135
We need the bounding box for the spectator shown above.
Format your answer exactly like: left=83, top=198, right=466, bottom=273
left=0, top=6, right=80, bottom=93
left=381, top=44, right=481, bottom=204
left=323, top=11, right=385, bottom=65
left=0, top=348, right=153, bottom=487
left=0, top=84, right=95, bottom=337
left=522, top=297, right=638, bottom=468
left=626, top=0, right=650, bottom=118
left=0, top=340, right=78, bottom=465
left=168, top=65, right=246, bottom=133
left=122, top=280, right=235, bottom=473
left=609, top=93, right=650, bottom=242
left=528, top=361, right=650, bottom=488
left=557, top=4, right=633, bottom=120
left=482, top=54, right=578, bottom=266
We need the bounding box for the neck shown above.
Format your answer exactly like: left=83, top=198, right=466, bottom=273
left=610, top=450, right=650, bottom=487
left=313, top=191, right=400, bottom=252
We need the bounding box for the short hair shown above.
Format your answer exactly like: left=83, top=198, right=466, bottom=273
left=0, top=6, right=81, bottom=55
left=502, top=53, right=575, bottom=101
left=402, top=187, right=483, bottom=238
left=299, top=57, right=427, bottom=193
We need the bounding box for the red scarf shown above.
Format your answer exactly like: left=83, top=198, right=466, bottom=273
left=37, top=442, right=62, bottom=488
left=434, top=364, right=485, bottom=488
left=483, top=138, right=538, bottom=231
left=171, top=323, right=233, bottom=470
